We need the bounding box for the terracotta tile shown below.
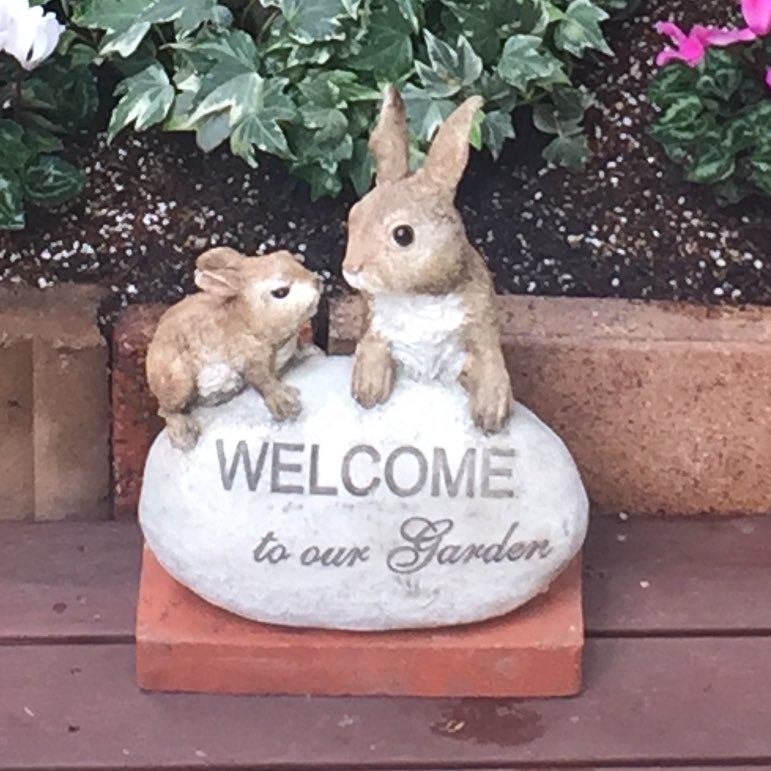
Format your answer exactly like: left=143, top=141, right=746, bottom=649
left=137, top=548, right=583, bottom=697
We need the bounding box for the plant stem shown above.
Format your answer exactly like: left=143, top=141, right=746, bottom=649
left=13, top=63, right=23, bottom=123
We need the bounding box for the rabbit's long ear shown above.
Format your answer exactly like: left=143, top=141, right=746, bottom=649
left=421, top=96, right=483, bottom=192
left=196, top=247, right=244, bottom=272
left=194, top=247, right=244, bottom=297
left=369, top=85, right=410, bottom=184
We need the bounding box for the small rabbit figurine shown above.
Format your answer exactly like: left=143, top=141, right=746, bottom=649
left=146, top=247, right=321, bottom=450
left=342, top=86, right=513, bottom=434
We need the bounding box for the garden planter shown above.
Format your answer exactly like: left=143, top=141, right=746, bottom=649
left=0, top=284, right=110, bottom=521
left=330, top=294, right=771, bottom=516
left=113, top=292, right=771, bottom=518
left=1, top=0, right=767, bottom=522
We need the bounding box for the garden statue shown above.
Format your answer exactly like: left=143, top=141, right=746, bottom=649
left=146, top=247, right=320, bottom=450
left=138, top=87, right=588, bottom=634
left=344, top=87, right=513, bottom=434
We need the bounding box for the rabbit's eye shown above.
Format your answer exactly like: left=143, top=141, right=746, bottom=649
left=271, top=286, right=290, bottom=299
left=392, top=225, right=414, bottom=247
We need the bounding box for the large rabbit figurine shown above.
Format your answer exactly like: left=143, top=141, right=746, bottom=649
left=342, top=86, right=513, bottom=434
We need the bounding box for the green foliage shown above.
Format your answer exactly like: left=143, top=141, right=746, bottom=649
left=65, top=0, right=625, bottom=198
left=648, top=44, right=771, bottom=204
left=0, top=40, right=95, bottom=229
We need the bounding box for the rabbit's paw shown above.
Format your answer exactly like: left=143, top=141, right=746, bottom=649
left=166, top=414, right=201, bottom=451
left=352, top=341, right=395, bottom=408
left=468, top=370, right=513, bottom=434
left=264, top=383, right=302, bottom=421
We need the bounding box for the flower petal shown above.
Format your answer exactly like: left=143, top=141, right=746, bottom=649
left=3, top=2, right=63, bottom=70
left=741, top=0, right=771, bottom=35
left=697, top=24, right=757, bottom=46
left=655, top=20, right=688, bottom=43
left=766, top=67, right=771, bottom=89
left=4, top=5, right=42, bottom=69
left=26, top=12, right=64, bottom=69
left=655, top=46, right=681, bottom=66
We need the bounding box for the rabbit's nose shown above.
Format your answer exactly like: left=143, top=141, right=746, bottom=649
left=343, top=254, right=364, bottom=273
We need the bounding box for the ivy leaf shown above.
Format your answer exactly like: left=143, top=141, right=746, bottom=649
left=0, top=171, right=24, bottom=229
left=416, top=32, right=483, bottom=97
left=194, top=112, right=232, bottom=152
left=552, top=85, right=591, bottom=121
left=482, top=110, right=516, bottom=158
left=441, top=0, right=502, bottom=64
left=108, top=63, right=175, bottom=141
left=401, top=83, right=456, bottom=142
left=443, top=0, right=550, bottom=63
left=593, top=0, right=641, bottom=16
left=543, top=133, right=588, bottom=168
left=554, top=0, right=612, bottom=57
left=186, top=73, right=295, bottom=164
left=175, top=0, right=232, bottom=37
left=346, top=138, right=374, bottom=196
left=271, top=0, right=349, bottom=43
left=498, top=34, right=570, bottom=91
left=300, top=104, right=348, bottom=145
left=341, top=0, right=365, bottom=16
left=99, top=23, right=151, bottom=57
left=324, top=71, right=382, bottom=103
left=395, top=0, right=421, bottom=31
left=180, top=28, right=259, bottom=72
left=76, top=0, right=226, bottom=57
left=533, top=87, right=589, bottom=134
left=347, top=3, right=413, bottom=82
left=0, top=121, right=31, bottom=172
left=292, top=160, right=344, bottom=199
left=477, top=71, right=519, bottom=113
left=22, top=155, right=85, bottom=207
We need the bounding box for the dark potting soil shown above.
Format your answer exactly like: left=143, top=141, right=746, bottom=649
left=0, top=0, right=768, bottom=337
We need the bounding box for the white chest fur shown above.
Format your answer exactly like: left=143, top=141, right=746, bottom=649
left=196, top=337, right=298, bottom=403
left=370, top=293, right=466, bottom=382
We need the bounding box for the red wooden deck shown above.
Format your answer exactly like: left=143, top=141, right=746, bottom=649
left=1, top=516, right=769, bottom=770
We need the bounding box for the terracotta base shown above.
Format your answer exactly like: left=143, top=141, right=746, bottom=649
left=136, top=548, right=584, bottom=697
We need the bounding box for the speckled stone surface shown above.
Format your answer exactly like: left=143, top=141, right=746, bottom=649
left=330, top=294, right=771, bottom=515
left=139, top=355, right=588, bottom=631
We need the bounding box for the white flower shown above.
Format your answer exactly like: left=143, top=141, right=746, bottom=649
left=0, top=0, right=65, bottom=71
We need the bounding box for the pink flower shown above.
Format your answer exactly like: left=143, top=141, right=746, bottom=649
left=766, top=67, right=771, bottom=88
left=655, top=21, right=755, bottom=66
left=741, top=0, right=771, bottom=35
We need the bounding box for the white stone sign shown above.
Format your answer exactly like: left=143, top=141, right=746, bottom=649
left=139, top=355, right=589, bottom=631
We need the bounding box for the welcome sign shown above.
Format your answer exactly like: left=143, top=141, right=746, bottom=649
left=140, top=356, right=588, bottom=631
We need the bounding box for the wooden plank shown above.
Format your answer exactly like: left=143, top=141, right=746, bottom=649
left=1, top=638, right=770, bottom=769
left=0, top=522, right=141, bottom=642
left=2, top=517, right=771, bottom=643
left=583, top=516, right=771, bottom=635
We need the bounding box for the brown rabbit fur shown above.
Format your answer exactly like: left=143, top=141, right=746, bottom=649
left=146, top=247, right=321, bottom=450
left=342, top=86, right=513, bottom=434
